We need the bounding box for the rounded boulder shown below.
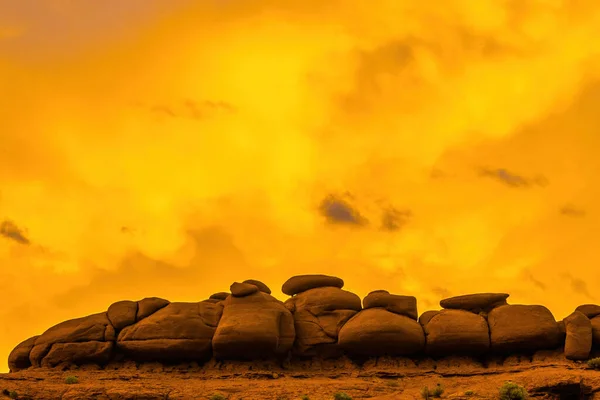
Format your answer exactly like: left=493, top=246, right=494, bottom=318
left=282, top=274, right=344, bottom=296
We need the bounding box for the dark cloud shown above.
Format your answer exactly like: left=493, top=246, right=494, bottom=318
left=560, top=204, right=586, bottom=217
left=0, top=219, right=30, bottom=245
left=380, top=207, right=412, bottom=231
left=478, top=167, right=548, bottom=188
left=522, top=270, right=546, bottom=290
left=432, top=286, right=451, bottom=300
left=318, top=194, right=368, bottom=226
left=141, top=99, right=236, bottom=120
left=570, top=276, right=592, bottom=299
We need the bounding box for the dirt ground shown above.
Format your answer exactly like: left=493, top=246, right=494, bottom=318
left=2, top=354, right=600, bottom=400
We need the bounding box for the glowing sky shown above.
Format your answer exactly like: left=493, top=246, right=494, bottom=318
left=2, top=0, right=600, bottom=373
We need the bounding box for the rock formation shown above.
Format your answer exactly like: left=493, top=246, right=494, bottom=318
left=7, top=274, right=599, bottom=372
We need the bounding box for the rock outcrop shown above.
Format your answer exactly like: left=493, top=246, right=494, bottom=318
left=7, top=275, right=597, bottom=373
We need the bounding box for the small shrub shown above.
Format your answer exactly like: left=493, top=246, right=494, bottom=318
left=499, top=381, right=528, bottom=400
left=431, top=384, right=444, bottom=397
left=301, top=396, right=310, bottom=400
left=464, top=390, right=474, bottom=396
left=333, top=393, right=352, bottom=400
left=64, top=376, right=79, bottom=384
left=421, top=387, right=430, bottom=400
left=386, top=380, right=400, bottom=387
left=587, top=357, right=600, bottom=370
left=209, top=395, right=226, bottom=400
left=9, top=390, right=18, bottom=399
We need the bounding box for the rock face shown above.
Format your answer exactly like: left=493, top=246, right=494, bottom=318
left=212, top=283, right=294, bottom=360
left=282, top=274, right=344, bottom=296
left=338, top=308, right=425, bottom=357
left=8, top=275, right=592, bottom=373
left=363, top=291, right=418, bottom=320
left=563, top=311, right=592, bottom=360
left=285, top=285, right=361, bottom=357
left=440, top=293, right=509, bottom=313
left=29, top=312, right=115, bottom=368
left=424, top=310, right=489, bottom=356
left=488, top=305, right=561, bottom=353
left=118, top=302, right=222, bottom=362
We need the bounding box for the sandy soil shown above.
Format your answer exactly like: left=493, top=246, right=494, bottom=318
left=2, top=354, right=600, bottom=400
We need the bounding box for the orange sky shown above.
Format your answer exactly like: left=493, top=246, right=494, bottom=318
left=2, top=0, right=600, bottom=373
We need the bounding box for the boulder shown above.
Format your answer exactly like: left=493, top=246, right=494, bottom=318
left=107, top=300, right=138, bottom=331
left=338, top=308, right=425, bottom=356
left=286, top=287, right=361, bottom=357
left=230, top=282, right=259, bottom=297
left=282, top=274, right=344, bottom=296
left=363, top=291, right=418, bottom=320
left=209, top=292, right=230, bottom=301
left=29, top=313, right=115, bottom=367
left=440, top=293, right=509, bottom=313
left=118, top=302, right=222, bottom=362
left=419, top=311, right=440, bottom=327
left=488, top=305, right=561, bottom=353
left=136, top=297, right=169, bottom=321
left=243, top=279, right=271, bottom=294
left=8, top=335, right=39, bottom=372
left=42, top=341, right=113, bottom=367
left=424, top=310, right=489, bottom=356
left=563, top=311, right=592, bottom=360
left=591, top=315, right=600, bottom=347
left=212, top=286, right=294, bottom=360
left=575, top=304, right=600, bottom=319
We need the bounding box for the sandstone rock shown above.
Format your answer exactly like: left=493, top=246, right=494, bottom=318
left=243, top=279, right=271, bottom=294
left=563, top=311, right=592, bottom=360
left=8, top=335, right=39, bottom=372
left=209, top=292, right=230, bottom=301
left=230, top=282, right=259, bottom=297
left=29, top=312, right=114, bottom=367
left=575, top=304, right=600, bottom=319
left=107, top=300, right=137, bottom=331
left=118, top=302, right=223, bottom=362
left=286, top=287, right=361, bottom=357
left=591, top=315, right=600, bottom=347
left=418, top=311, right=440, bottom=327
left=41, top=341, right=113, bottom=367
left=424, top=310, right=489, bottom=356
left=363, top=291, right=418, bottom=320
left=282, top=274, right=344, bottom=296
left=488, top=305, right=561, bottom=353
left=212, top=291, right=294, bottom=360
left=136, top=297, right=170, bottom=321
left=338, top=308, right=425, bottom=356
left=440, top=293, right=509, bottom=313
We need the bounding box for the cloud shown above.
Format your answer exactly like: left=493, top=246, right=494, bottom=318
left=560, top=204, right=586, bottom=217
left=318, top=194, right=368, bottom=226
left=0, top=220, right=30, bottom=245
left=478, top=167, right=548, bottom=188
left=380, top=207, right=412, bottom=232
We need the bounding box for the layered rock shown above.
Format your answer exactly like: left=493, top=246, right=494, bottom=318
left=563, top=311, right=592, bottom=360
left=488, top=305, right=561, bottom=353
left=29, top=312, right=115, bottom=368
left=283, top=275, right=360, bottom=357
left=117, top=301, right=222, bottom=362
left=212, top=282, right=294, bottom=360
left=424, top=310, right=489, bottom=356
left=338, top=291, right=424, bottom=356
left=440, top=293, right=509, bottom=314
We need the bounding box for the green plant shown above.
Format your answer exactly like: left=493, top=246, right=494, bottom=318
left=464, top=390, right=474, bottom=396
left=333, top=393, right=352, bottom=400
left=587, top=357, right=600, bottom=370
left=499, top=381, right=528, bottom=400
left=209, top=395, right=226, bottom=400
left=421, top=384, right=443, bottom=399
left=9, top=391, right=18, bottom=399
left=64, top=375, right=79, bottom=384
left=301, top=396, right=310, bottom=400
left=386, top=380, right=400, bottom=387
